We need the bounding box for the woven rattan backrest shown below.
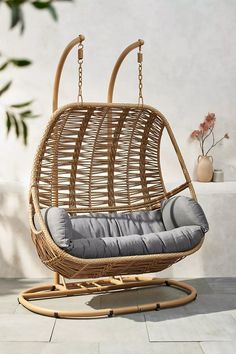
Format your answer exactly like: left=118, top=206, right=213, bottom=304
left=31, top=36, right=196, bottom=213
left=33, top=102, right=167, bottom=212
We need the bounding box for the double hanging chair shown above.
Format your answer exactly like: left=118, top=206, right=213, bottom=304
left=19, top=35, right=209, bottom=318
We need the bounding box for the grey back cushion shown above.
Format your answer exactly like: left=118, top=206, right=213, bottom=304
left=34, top=207, right=73, bottom=250
left=70, top=209, right=165, bottom=240
left=161, top=196, right=209, bottom=233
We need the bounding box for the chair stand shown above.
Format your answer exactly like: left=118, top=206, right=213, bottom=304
left=18, top=275, right=197, bottom=318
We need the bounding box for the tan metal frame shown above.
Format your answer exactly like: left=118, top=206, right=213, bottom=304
left=19, top=275, right=197, bottom=318
left=19, top=35, right=202, bottom=318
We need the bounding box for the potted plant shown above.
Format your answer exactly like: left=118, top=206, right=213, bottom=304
left=190, top=113, right=229, bottom=182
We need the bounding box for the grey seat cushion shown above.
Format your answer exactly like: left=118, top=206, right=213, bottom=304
left=70, top=225, right=204, bottom=258
left=34, top=196, right=208, bottom=259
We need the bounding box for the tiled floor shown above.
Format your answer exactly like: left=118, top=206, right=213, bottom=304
left=0, top=277, right=235, bottom=353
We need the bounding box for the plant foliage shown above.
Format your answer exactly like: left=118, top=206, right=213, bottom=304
left=0, top=0, right=72, bottom=144
left=2, top=1, right=72, bottom=33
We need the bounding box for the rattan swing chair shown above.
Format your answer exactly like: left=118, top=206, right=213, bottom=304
left=19, top=35, right=205, bottom=318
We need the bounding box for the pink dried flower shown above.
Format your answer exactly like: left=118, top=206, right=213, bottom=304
left=204, top=112, right=216, bottom=128
left=200, top=121, right=209, bottom=132
left=190, top=112, right=229, bottom=156
left=191, top=130, right=201, bottom=139
left=206, top=112, right=215, bottom=120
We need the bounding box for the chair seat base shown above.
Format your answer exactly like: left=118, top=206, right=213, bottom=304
left=18, top=275, right=197, bottom=318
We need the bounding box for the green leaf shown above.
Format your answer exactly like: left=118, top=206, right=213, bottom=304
left=20, top=110, right=32, bottom=117
left=20, top=108, right=40, bottom=119
left=21, top=119, right=28, bottom=145
left=23, top=114, right=40, bottom=119
left=32, top=1, right=58, bottom=21
left=8, top=2, right=25, bottom=33
left=6, top=112, right=12, bottom=135
left=10, top=113, right=20, bottom=137
left=0, top=61, right=9, bottom=71
left=20, top=14, right=25, bottom=34
left=10, top=5, right=21, bottom=29
left=10, top=59, right=31, bottom=67
left=47, top=4, right=58, bottom=21
left=11, top=100, right=33, bottom=108
left=32, top=1, right=51, bottom=9
left=0, top=81, right=12, bottom=96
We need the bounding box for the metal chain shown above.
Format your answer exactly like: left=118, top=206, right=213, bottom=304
left=77, top=43, right=83, bottom=104
left=137, top=43, right=143, bottom=106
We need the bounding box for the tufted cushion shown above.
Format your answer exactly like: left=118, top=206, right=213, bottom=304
left=34, top=198, right=208, bottom=259
left=34, top=207, right=73, bottom=250
left=70, top=209, right=165, bottom=240
left=161, top=196, right=209, bottom=233
left=70, top=225, right=204, bottom=259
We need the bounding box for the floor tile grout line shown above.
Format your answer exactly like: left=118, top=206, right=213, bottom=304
left=0, top=340, right=50, bottom=343
left=143, top=313, right=152, bottom=343
left=13, top=302, right=23, bottom=315
left=199, top=341, right=232, bottom=354
left=196, top=341, right=206, bottom=354
left=229, top=313, right=236, bottom=324
left=49, top=318, right=57, bottom=343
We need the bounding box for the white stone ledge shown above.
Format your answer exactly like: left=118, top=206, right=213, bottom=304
left=193, top=181, right=236, bottom=195
left=165, top=181, right=236, bottom=196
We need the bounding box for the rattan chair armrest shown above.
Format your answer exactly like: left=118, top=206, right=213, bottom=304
left=29, top=186, right=50, bottom=236
left=29, top=204, right=42, bottom=236
left=164, top=182, right=190, bottom=200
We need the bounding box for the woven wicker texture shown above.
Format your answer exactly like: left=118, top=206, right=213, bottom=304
left=34, top=103, right=164, bottom=211
left=30, top=102, right=202, bottom=279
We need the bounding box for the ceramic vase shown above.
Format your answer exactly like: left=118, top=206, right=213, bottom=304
left=197, top=155, right=213, bottom=182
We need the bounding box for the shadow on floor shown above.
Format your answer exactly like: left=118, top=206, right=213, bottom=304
left=85, top=277, right=236, bottom=322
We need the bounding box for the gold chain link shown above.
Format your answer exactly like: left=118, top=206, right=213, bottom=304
left=77, top=43, right=83, bottom=104
left=137, top=43, right=143, bottom=106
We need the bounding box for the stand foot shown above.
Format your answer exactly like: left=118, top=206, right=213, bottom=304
left=18, top=276, right=197, bottom=319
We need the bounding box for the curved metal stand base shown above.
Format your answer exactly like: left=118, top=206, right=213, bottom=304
left=18, top=276, right=197, bottom=319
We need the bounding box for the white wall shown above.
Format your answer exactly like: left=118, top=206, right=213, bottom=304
left=0, top=0, right=236, bottom=277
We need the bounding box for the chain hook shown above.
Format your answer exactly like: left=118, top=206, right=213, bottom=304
left=77, top=41, right=84, bottom=104
left=137, top=40, right=144, bottom=106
